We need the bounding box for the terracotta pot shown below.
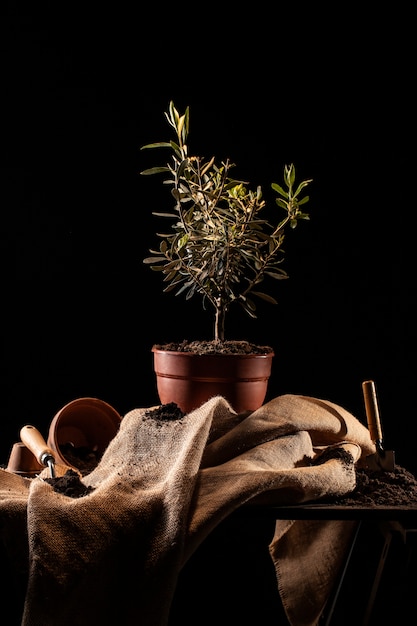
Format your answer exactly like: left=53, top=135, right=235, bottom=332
left=152, top=347, right=274, bottom=414
left=6, top=442, right=44, bottom=477
left=47, top=397, right=122, bottom=468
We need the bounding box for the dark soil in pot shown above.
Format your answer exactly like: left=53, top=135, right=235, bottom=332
left=153, top=339, right=274, bottom=355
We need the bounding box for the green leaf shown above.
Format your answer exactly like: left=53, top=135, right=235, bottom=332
left=162, top=259, right=181, bottom=270
left=143, top=256, right=166, bottom=264
left=140, top=142, right=172, bottom=150
left=140, top=166, right=170, bottom=175
left=151, top=213, right=177, bottom=220
left=238, top=299, right=258, bottom=318
left=201, top=156, right=216, bottom=177
left=177, top=234, right=189, bottom=250
left=293, top=180, right=313, bottom=197
left=251, top=291, right=278, bottom=304
left=286, top=163, right=296, bottom=186
left=177, top=159, right=189, bottom=178
left=275, top=198, right=288, bottom=210
left=149, top=264, right=168, bottom=271
left=271, top=182, right=287, bottom=197
left=163, top=278, right=185, bottom=292
left=163, top=270, right=179, bottom=282
left=264, top=270, right=288, bottom=279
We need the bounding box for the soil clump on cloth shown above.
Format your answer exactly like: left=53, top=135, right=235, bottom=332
left=144, top=403, right=185, bottom=421
left=44, top=469, right=95, bottom=498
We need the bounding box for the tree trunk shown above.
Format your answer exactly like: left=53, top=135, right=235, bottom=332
left=214, top=306, right=226, bottom=342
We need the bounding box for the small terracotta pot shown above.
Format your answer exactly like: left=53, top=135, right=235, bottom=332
left=6, top=442, right=44, bottom=477
left=47, top=397, right=122, bottom=468
left=152, top=348, right=274, bottom=414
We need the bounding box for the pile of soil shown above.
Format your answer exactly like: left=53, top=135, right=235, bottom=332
left=144, top=402, right=185, bottom=422
left=331, top=465, right=417, bottom=506
left=44, top=469, right=95, bottom=498
left=154, top=339, right=274, bottom=355
left=314, top=448, right=417, bottom=507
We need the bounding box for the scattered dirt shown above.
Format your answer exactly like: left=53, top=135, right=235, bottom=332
left=153, top=340, right=274, bottom=355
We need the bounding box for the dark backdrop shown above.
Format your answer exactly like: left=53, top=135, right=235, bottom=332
left=2, top=4, right=416, bottom=473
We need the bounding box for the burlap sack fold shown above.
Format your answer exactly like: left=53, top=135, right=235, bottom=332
left=0, top=394, right=375, bottom=626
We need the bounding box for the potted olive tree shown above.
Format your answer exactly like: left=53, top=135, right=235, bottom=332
left=141, top=101, right=312, bottom=414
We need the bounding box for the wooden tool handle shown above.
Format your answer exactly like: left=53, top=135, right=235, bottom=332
left=20, top=425, right=56, bottom=466
left=362, top=380, right=383, bottom=442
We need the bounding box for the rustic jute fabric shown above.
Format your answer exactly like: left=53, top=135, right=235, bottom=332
left=0, top=394, right=375, bottom=626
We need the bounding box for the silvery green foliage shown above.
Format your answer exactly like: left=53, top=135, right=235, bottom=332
left=141, top=102, right=312, bottom=341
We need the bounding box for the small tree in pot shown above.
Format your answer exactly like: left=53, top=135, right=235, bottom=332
left=140, top=101, right=313, bottom=412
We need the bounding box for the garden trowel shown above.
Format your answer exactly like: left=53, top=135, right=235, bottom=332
left=362, top=380, right=395, bottom=471
left=20, top=425, right=56, bottom=478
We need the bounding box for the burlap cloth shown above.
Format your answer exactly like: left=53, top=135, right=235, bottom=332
left=0, top=394, right=375, bottom=626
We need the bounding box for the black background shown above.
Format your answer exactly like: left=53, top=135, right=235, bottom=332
left=1, top=3, right=416, bottom=472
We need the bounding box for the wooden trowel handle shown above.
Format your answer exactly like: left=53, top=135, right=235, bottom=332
left=362, top=380, right=383, bottom=443
left=20, top=425, right=56, bottom=466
